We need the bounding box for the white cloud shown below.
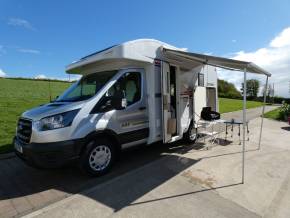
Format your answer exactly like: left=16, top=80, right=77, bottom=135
left=68, top=74, right=82, bottom=81
left=18, top=48, right=40, bottom=54
left=0, top=69, right=7, bottom=77
left=7, top=18, right=36, bottom=31
left=0, top=45, right=40, bottom=56
left=34, top=74, right=81, bottom=81
left=270, top=27, right=290, bottom=48
left=218, top=27, right=290, bottom=97
left=232, top=39, right=237, bottom=43
left=34, top=74, right=47, bottom=79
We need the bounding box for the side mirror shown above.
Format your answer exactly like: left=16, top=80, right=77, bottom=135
left=121, top=98, right=127, bottom=109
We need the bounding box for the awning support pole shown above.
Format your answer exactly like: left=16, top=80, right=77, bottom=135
left=242, top=68, right=247, bottom=184
left=258, top=76, right=269, bottom=150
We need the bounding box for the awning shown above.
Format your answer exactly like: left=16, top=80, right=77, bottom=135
left=162, top=48, right=271, bottom=77
left=163, top=47, right=271, bottom=184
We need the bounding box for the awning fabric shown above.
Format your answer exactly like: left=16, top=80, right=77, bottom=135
left=162, top=48, right=271, bottom=77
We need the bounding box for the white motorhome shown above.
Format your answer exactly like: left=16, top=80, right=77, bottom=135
left=14, top=39, right=218, bottom=176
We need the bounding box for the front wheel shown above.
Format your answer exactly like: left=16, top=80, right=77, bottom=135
left=79, top=138, right=116, bottom=176
left=184, top=123, right=198, bottom=144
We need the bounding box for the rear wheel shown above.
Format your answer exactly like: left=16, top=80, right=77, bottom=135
left=79, top=138, right=116, bottom=176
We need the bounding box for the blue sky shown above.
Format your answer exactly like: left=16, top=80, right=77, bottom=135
left=1, top=0, right=290, bottom=96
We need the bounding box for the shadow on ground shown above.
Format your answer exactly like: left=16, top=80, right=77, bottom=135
left=281, top=126, right=290, bottom=131
left=85, top=154, right=200, bottom=212
left=0, top=140, right=253, bottom=216
left=0, top=141, right=209, bottom=216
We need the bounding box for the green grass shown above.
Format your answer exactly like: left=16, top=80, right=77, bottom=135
left=219, top=98, right=264, bottom=114
left=0, top=78, right=70, bottom=153
left=264, top=108, right=283, bottom=120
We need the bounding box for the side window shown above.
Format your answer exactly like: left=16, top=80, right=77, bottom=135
left=105, top=71, right=141, bottom=106
left=198, top=73, right=204, bottom=87
left=91, top=71, right=142, bottom=113
left=123, top=72, right=141, bottom=106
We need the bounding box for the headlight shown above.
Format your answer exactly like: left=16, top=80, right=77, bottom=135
left=34, top=109, right=80, bottom=131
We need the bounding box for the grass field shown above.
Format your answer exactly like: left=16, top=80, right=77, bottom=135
left=218, top=98, right=264, bottom=114
left=0, top=78, right=70, bottom=153
left=264, top=108, right=283, bottom=120
left=0, top=78, right=266, bottom=153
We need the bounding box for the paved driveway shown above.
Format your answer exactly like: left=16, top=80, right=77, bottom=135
left=23, top=117, right=290, bottom=218
left=0, top=105, right=279, bottom=218
left=0, top=143, right=178, bottom=218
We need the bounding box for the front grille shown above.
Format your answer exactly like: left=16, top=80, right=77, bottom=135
left=17, top=118, right=32, bottom=143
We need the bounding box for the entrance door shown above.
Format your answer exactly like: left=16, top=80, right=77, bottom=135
left=170, top=66, right=177, bottom=136
left=161, top=61, right=172, bottom=143
left=193, top=86, right=207, bottom=122
left=206, top=88, right=217, bottom=111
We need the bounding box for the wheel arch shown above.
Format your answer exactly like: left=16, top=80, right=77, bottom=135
left=80, top=129, right=121, bottom=155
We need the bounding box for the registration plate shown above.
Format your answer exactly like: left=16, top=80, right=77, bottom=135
left=14, top=140, right=23, bottom=153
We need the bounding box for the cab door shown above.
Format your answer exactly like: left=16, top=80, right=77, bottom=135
left=161, top=62, right=172, bottom=143
left=113, top=69, right=149, bottom=146
left=91, top=69, right=149, bottom=147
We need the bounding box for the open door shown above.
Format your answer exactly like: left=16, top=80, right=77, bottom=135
left=206, top=87, right=217, bottom=111
left=193, top=86, right=207, bottom=122
left=161, top=61, right=172, bottom=143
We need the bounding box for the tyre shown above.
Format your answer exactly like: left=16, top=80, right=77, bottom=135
left=184, top=122, right=197, bottom=144
left=79, top=137, right=116, bottom=176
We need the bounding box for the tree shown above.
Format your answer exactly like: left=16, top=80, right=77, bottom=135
left=241, top=79, right=260, bottom=99
left=262, top=83, right=274, bottom=103
left=218, top=79, right=241, bottom=99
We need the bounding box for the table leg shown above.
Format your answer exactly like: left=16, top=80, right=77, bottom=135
left=247, top=122, right=249, bottom=141
left=225, top=124, right=228, bottom=140
left=238, top=124, right=241, bottom=145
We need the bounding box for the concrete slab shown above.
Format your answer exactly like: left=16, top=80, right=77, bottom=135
left=181, top=118, right=290, bottom=217
left=24, top=155, right=259, bottom=218
left=0, top=105, right=278, bottom=218
left=24, top=118, right=290, bottom=218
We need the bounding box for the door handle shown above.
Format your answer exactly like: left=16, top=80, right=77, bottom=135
left=139, top=107, right=146, bottom=111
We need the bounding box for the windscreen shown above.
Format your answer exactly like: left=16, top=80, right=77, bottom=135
left=55, top=71, right=117, bottom=102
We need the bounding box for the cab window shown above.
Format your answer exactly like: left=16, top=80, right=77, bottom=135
left=104, top=71, right=141, bottom=106
left=91, top=71, right=142, bottom=113
left=56, top=71, right=117, bottom=102
left=123, top=72, right=141, bottom=106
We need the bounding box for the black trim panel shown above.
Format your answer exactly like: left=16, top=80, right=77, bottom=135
left=14, top=137, right=85, bottom=168
left=119, top=128, right=149, bottom=144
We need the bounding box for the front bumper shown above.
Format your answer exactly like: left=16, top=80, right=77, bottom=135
left=14, top=137, right=85, bottom=168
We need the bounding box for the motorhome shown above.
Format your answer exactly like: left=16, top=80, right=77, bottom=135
left=14, top=39, right=219, bottom=176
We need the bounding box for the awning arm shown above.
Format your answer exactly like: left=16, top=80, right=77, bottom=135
left=258, top=76, right=269, bottom=149
left=242, top=68, right=247, bottom=184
